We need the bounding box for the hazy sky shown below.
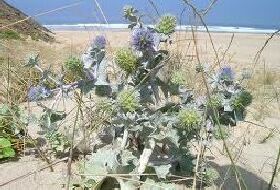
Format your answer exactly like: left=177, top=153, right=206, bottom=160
left=6, top=0, right=280, bottom=29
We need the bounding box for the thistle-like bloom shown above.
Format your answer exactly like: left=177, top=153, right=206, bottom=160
left=207, top=95, right=222, bottom=109
left=131, top=28, right=156, bottom=51
left=117, top=89, right=140, bottom=112
left=123, top=5, right=138, bottom=22
left=93, top=35, right=106, bottom=49
left=156, top=15, right=177, bottom=35
left=219, top=66, right=234, bottom=81
left=115, top=48, right=138, bottom=73
left=28, top=86, right=51, bottom=101
left=178, top=108, right=201, bottom=130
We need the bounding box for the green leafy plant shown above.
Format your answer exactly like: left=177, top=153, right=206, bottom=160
left=0, top=104, right=26, bottom=145
left=231, top=90, right=253, bottom=111
left=0, top=137, right=16, bottom=159
left=46, top=131, right=70, bottom=156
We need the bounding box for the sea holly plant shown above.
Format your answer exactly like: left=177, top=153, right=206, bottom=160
left=206, top=66, right=253, bottom=124
left=155, top=15, right=177, bottom=35
left=78, top=7, right=195, bottom=188
left=23, top=6, right=253, bottom=189
left=76, top=8, right=252, bottom=188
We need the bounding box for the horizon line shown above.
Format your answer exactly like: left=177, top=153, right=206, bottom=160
left=45, top=23, right=278, bottom=34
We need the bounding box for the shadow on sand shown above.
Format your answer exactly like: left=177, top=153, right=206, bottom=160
left=210, top=162, right=278, bottom=190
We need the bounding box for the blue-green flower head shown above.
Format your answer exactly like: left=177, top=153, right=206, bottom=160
left=115, top=48, right=138, bottom=74
left=156, top=15, right=177, bottom=35
left=92, top=35, right=106, bottom=49
left=178, top=108, right=201, bottom=130
left=219, top=66, right=234, bottom=81
left=117, top=89, right=140, bottom=112
left=132, top=28, right=156, bottom=51
left=28, top=85, right=51, bottom=101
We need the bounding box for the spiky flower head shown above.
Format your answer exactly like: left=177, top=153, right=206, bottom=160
left=28, top=85, right=51, bottom=101
left=65, top=57, right=83, bottom=71
left=123, top=5, right=138, bottom=19
left=117, top=89, right=140, bottom=112
left=170, top=70, right=186, bottom=85
left=131, top=28, right=155, bottom=51
left=207, top=95, right=222, bottom=109
left=92, top=35, right=106, bottom=49
left=178, top=108, right=201, bottom=130
left=219, top=66, right=234, bottom=81
left=115, top=48, right=138, bottom=73
left=231, top=90, right=252, bottom=110
left=156, top=15, right=177, bottom=35
left=64, top=57, right=85, bottom=80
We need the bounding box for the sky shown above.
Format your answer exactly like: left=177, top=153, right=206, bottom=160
left=5, top=0, right=280, bottom=29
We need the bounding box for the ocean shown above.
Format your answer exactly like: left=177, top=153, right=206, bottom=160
left=45, top=24, right=277, bottom=34
left=6, top=0, right=280, bottom=34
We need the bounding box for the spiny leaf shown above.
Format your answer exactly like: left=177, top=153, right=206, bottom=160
left=153, top=164, right=171, bottom=179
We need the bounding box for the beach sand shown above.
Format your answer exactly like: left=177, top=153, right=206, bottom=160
left=3, top=29, right=279, bottom=68
left=0, top=30, right=280, bottom=189
left=54, top=30, right=280, bottom=68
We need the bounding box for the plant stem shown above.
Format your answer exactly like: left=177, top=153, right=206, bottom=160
left=138, top=138, right=156, bottom=174
left=121, top=128, right=129, bottom=149
left=66, top=93, right=81, bottom=190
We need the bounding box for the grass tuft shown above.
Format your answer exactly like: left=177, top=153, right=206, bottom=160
left=0, top=30, right=21, bottom=40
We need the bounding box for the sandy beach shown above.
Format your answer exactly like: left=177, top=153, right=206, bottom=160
left=2, top=29, right=279, bottom=70
left=54, top=30, right=280, bottom=68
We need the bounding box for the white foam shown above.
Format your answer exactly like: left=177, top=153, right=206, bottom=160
left=45, top=23, right=277, bottom=34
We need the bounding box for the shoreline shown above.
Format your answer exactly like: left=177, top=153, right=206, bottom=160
left=45, top=24, right=278, bottom=34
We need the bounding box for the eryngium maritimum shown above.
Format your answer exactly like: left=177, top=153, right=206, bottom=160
left=132, top=28, right=156, bottom=51
left=28, top=86, right=51, bottom=101
left=93, top=35, right=106, bottom=49
left=156, top=15, right=177, bottom=35
left=219, top=66, right=234, bottom=81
